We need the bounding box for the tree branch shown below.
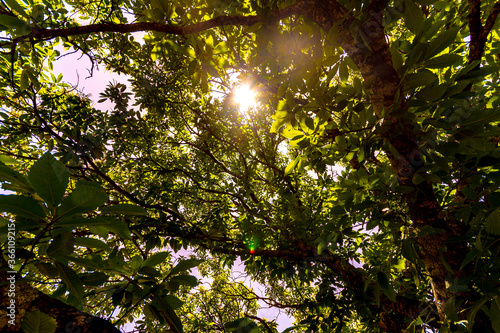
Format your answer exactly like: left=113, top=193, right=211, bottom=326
left=11, top=2, right=309, bottom=45
left=482, top=1, right=500, bottom=39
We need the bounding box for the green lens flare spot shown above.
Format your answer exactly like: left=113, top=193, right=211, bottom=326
left=244, top=235, right=260, bottom=254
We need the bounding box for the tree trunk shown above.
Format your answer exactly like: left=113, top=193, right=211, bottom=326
left=0, top=270, right=121, bottom=333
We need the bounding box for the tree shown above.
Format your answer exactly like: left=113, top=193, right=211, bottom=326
left=0, top=0, right=500, bottom=331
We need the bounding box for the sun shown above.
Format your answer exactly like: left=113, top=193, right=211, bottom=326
left=233, top=84, right=256, bottom=112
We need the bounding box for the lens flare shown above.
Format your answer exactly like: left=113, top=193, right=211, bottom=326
left=233, top=84, right=256, bottom=112
left=244, top=235, right=260, bottom=254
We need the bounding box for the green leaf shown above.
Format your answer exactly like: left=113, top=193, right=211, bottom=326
left=156, top=294, right=183, bottom=333
left=74, top=237, right=110, bottom=251
left=317, top=240, right=327, bottom=255
left=485, top=208, right=500, bottom=235
left=143, top=251, right=170, bottom=267
left=169, top=275, right=198, bottom=287
left=284, top=156, right=300, bottom=176
left=423, top=173, right=441, bottom=183
left=270, top=117, right=287, bottom=133
left=339, top=62, right=349, bottom=82
left=144, top=303, right=163, bottom=322
left=55, top=261, right=85, bottom=301
left=467, top=297, right=489, bottom=331
left=282, top=126, right=303, bottom=139
left=36, top=262, right=59, bottom=278
left=0, top=14, right=28, bottom=28
left=0, top=155, right=19, bottom=165
left=425, top=27, right=459, bottom=59
left=0, top=161, right=34, bottom=193
left=55, top=216, right=116, bottom=227
left=416, top=84, right=447, bottom=101
left=81, top=272, right=109, bottom=286
left=445, top=297, right=458, bottom=322
left=139, top=266, right=163, bottom=277
left=403, top=0, right=424, bottom=35
left=430, top=153, right=450, bottom=172
left=491, top=297, right=500, bottom=333
left=169, top=259, right=203, bottom=276
left=163, top=280, right=180, bottom=291
left=67, top=256, right=102, bottom=270
left=0, top=195, right=46, bottom=219
left=282, top=326, right=304, bottom=333
left=28, top=152, right=69, bottom=209
left=21, top=310, right=57, bottom=333
left=57, top=182, right=108, bottom=218
left=405, top=70, right=437, bottom=89
left=412, top=173, right=425, bottom=185
left=4, top=0, right=30, bottom=18
left=47, top=232, right=74, bottom=258
left=424, top=54, right=462, bottom=68
left=377, top=271, right=389, bottom=289
left=213, top=41, right=229, bottom=54
left=107, top=221, right=132, bottom=239
left=161, top=295, right=184, bottom=309
left=225, top=318, right=260, bottom=333
left=100, top=204, right=146, bottom=216
left=460, top=248, right=479, bottom=270
left=335, top=135, right=347, bottom=149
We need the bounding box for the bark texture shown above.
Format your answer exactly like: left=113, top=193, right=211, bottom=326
left=0, top=270, right=121, bottom=333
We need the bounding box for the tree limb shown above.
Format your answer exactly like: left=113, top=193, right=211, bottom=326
left=10, top=2, right=309, bottom=45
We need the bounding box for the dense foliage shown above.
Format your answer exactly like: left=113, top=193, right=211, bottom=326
left=1, top=0, right=500, bottom=332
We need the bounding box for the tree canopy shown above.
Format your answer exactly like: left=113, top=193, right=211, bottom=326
left=1, top=0, right=500, bottom=332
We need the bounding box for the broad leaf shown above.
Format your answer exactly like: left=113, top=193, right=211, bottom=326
left=169, top=275, right=198, bottom=287
left=81, top=272, right=109, bottom=286
left=143, top=251, right=170, bottom=267
left=57, top=182, right=108, bottom=218
left=28, top=152, right=69, bottom=209
left=485, top=208, right=500, bottom=235
left=0, top=155, right=19, bottom=165
left=284, top=156, right=300, bottom=176
left=55, top=261, right=85, bottom=301
left=0, top=162, right=34, bottom=193
left=424, top=54, right=462, bottom=68
left=425, top=27, right=460, bottom=59
left=405, top=70, right=437, bottom=89
left=403, top=0, right=424, bottom=34
left=491, top=297, right=500, bottom=333
left=0, top=14, right=28, bottom=29
left=21, top=310, right=57, bottom=333
left=0, top=195, right=45, bottom=219
left=169, top=259, right=204, bottom=276
left=47, top=232, right=74, bottom=258
left=156, top=294, right=183, bottom=333
left=4, top=0, right=30, bottom=19
left=225, top=318, right=260, bottom=333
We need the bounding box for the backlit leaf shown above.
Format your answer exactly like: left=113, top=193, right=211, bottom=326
left=28, top=152, right=69, bottom=209
left=57, top=182, right=108, bottom=218
left=144, top=251, right=170, bottom=267
left=169, top=259, right=203, bottom=276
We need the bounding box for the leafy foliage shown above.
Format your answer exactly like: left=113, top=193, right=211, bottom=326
left=0, top=0, right=500, bottom=332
